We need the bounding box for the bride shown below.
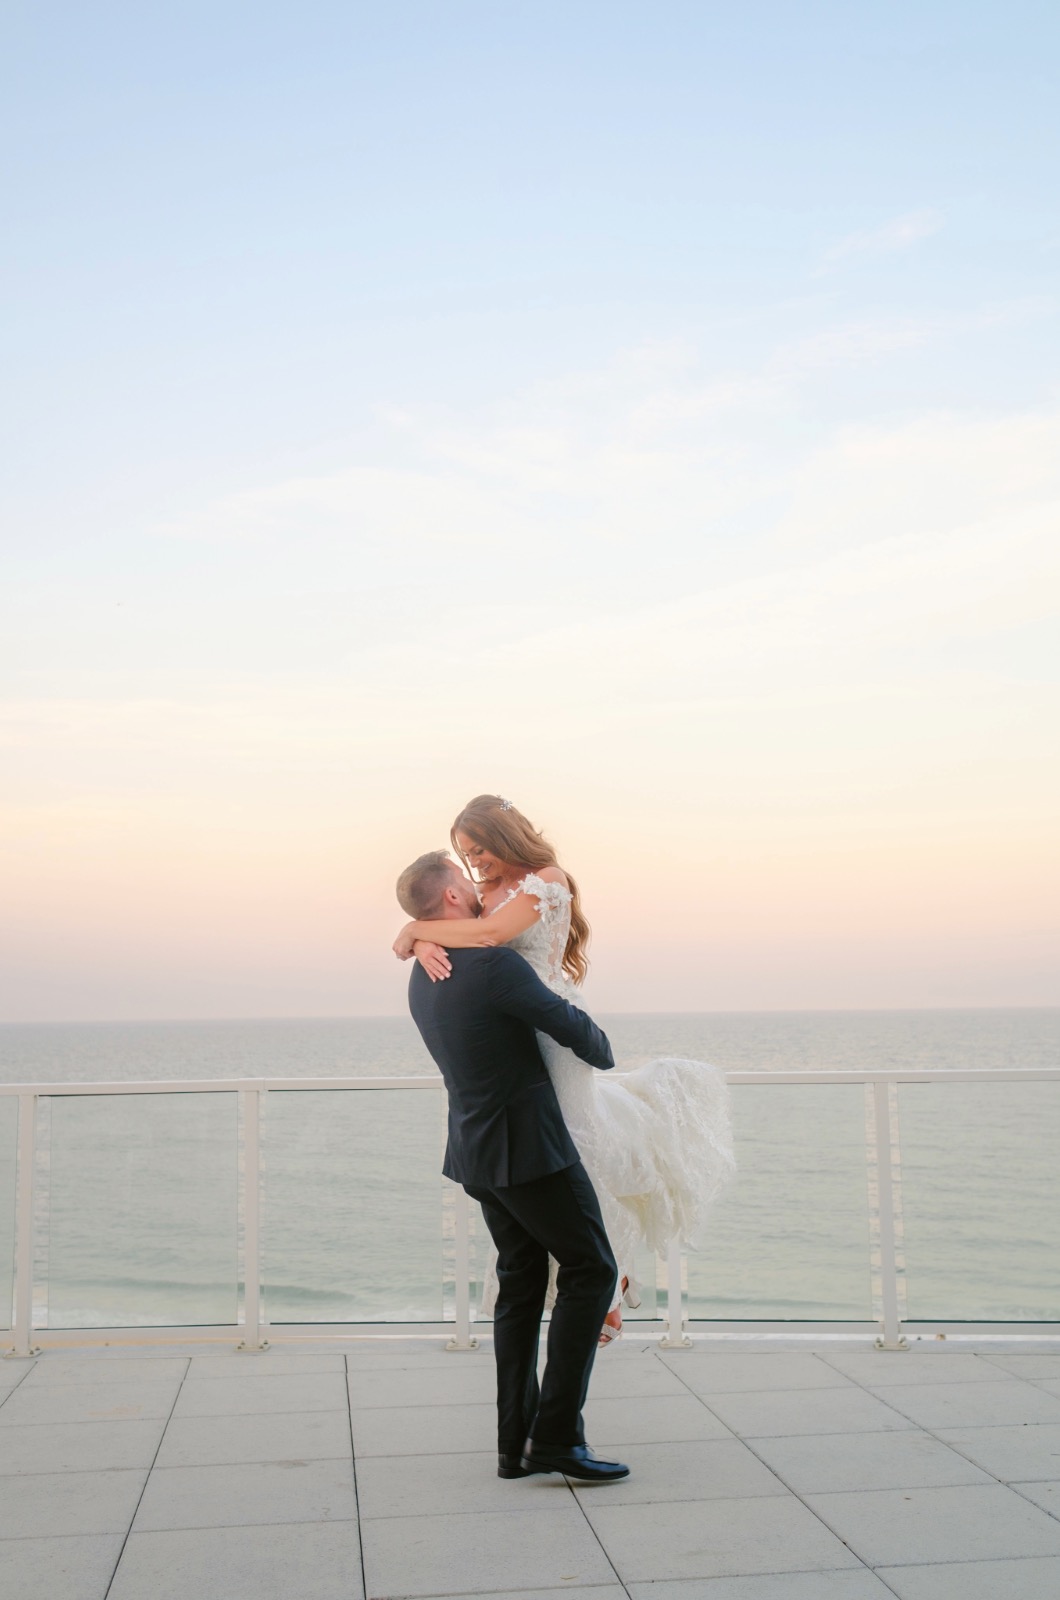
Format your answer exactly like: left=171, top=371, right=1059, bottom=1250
left=392, top=793, right=736, bottom=1342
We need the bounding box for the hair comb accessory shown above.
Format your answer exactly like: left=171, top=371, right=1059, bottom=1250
left=499, top=797, right=514, bottom=810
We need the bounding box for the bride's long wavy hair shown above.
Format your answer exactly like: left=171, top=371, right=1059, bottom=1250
left=450, top=795, right=591, bottom=984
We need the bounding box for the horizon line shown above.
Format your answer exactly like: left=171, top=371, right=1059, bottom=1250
left=2, top=1003, right=1058, bottom=1028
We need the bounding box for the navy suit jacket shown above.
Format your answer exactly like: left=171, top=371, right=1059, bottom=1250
left=408, top=945, right=614, bottom=1188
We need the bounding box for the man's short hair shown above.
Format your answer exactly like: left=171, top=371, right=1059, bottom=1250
left=396, top=850, right=454, bottom=919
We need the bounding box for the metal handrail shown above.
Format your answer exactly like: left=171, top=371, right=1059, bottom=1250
left=2, top=1066, right=1058, bottom=1094
left=2, top=1066, right=1058, bottom=1357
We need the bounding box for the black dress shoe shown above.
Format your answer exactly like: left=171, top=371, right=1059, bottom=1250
left=520, top=1440, right=630, bottom=1482
left=498, top=1452, right=538, bottom=1478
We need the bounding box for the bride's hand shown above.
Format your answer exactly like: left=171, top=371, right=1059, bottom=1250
left=393, top=925, right=418, bottom=959
left=414, top=940, right=452, bottom=982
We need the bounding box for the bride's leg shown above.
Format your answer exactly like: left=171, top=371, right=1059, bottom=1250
left=598, top=1277, right=628, bottom=1345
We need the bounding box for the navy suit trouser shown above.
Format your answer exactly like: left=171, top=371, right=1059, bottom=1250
left=464, top=1160, right=617, bottom=1452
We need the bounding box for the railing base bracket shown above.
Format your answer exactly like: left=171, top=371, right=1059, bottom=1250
left=874, top=1335, right=909, bottom=1350
left=659, top=1334, right=694, bottom=1349
left=4, top=1347, right=41, bottom=1359
left=445, top=1336, right=479, bottom=1351
left=236, top=1339, right=270, bottom=1352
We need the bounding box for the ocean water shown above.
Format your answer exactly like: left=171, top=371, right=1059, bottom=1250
left=1, top=1010, right=1057, bottom=1330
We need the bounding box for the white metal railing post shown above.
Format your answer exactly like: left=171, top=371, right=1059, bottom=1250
left=9, top=1094, right=37, bottom=1358
left=659, top=1236, right=692, bottom=1348
left=238, top=1088, right=267, bottom=1351
left=446, top=1183, right=478, bottom=1350
left=872, top=1077, right=907, bottom=1350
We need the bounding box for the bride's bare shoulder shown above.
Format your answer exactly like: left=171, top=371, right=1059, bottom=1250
left=531, top=864, right=570, bottom=890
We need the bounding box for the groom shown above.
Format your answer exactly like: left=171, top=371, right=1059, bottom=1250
left=397, top=850, right=629, bottom=1483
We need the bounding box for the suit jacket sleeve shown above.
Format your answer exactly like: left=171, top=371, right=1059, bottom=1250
left=485, top=948, right=615, bottom=1071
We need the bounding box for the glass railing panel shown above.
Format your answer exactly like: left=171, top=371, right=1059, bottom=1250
left=898, top=1079, right=1060, bottom=1321
left=45, top=1093, right=238, bottom=1328
left=0, top=1098, right=17, bottom=1330
left=263, top=1089, right=443, bottom=1322
left=687, top=1083, right=871, bottom=1319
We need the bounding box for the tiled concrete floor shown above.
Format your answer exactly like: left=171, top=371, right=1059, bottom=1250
left=2, top=1337, right=1060, bottom=1599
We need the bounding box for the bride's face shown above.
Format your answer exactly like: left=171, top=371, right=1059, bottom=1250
left=455, top=830, right=506, bottom=888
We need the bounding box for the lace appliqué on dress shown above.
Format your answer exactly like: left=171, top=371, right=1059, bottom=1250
left=495, top=873, right=572, bottom=989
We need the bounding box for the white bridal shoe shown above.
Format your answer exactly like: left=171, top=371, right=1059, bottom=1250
left=598, top=1275, right=642, bottom=1347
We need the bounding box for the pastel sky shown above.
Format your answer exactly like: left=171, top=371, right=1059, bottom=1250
left=3, top=3, right=1058, bottom=1021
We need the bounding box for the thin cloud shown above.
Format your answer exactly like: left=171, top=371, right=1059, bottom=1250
left=816, top=208, right=944, bottom=273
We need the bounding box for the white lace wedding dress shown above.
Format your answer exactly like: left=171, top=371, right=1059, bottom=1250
left=479, top=873, right=736, bottom=1316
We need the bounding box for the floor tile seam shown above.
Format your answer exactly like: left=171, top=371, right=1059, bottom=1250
left=613, top=1565, right=898, bottom=1587
left=563, top=1469, right=632, bottom=1600
left=774, top=1485, right=901, bottom=1578
left=853, top=1382, right=1057, bottom=1398
left=345, top=1395, right=514, bottom=1409
left=807, top=1349, right=877, bottom=1388
left=174, top=1403, right=353, bottom=1418
left=663, top=1409, right=890, bottom=1586
left=0, top=1417, right=165, bottom=1435
left=675, top=1383, right=878, bottom=1403
left=350, top=1400, right=495, bottom=1411
left=776, top=1475, right=1012, bottom=1499
left=682, top=1383, right=862, bottom=1399
left=5, top=1384, right=183, bottom=1397
left=0, top=1530, right=128, bottom=1546
left=803, top=1475, right=1056, bottom=1501
left=0, top=1360, right=39, bottom=1412
left=901, top=1417, right=1060, bottom=1430
left=0, top=1528, right=139, bottom=1543
left=358, top=1500, right=609, bottom=1528
left=726, top=1425, right=919, bottom=1439
left=572, top=1485, right=793, bottom=1506
left=628, top=1354, right=780, bottom=1450
left=345, top=1352, right=370, bottom=1600
left=874, top=1552, right=1060, bottom=1571
left=18, top=1372, right=184, bottom=1383
left=1007, top=1481, right=1060, bottom=1523
left=666, top=1356, right=864, bottom=1382
left=137, top=1452, right=356, bottom=1473
left=353, top=1446, right=494, bottom=1459
left=359, top=1500, right=633, bottom=1527
left=867, top=1373, right=1060, bottom=1394
left=892, top=1404, right=1060, bottom=1474
left=102, top=1356, right=192, bottom=1600
left=618, top=1364, right=746, bottom=1440
left=912, top=1416, right=1053, bottom=1495
left=107, top=1512, right=362, bottom=1539
left=809, top=1379, right=999, bottom=1434
left=0, top=1464, right=161, bottom=1482
left=637, top=1354, right=897, bottom=1580
left=859, top=1562, right=905, bottom=1599
left=183, top=1375, right=349, bottom=1385
left=358, top=1486, right=797, bottom=1522
left=0, top=1414, right=174, bottom=1428
left=870, top=1547, right=1060, bottom=1568
left=382, top=1587, right=624, bottom=1600
left=814, top=1350, right=878, bottom=1376
left=977, top=1349, right=1057, bottom=1369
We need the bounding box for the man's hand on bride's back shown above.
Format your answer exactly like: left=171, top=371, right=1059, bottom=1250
left=414, top=940, right=453, bottom=983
